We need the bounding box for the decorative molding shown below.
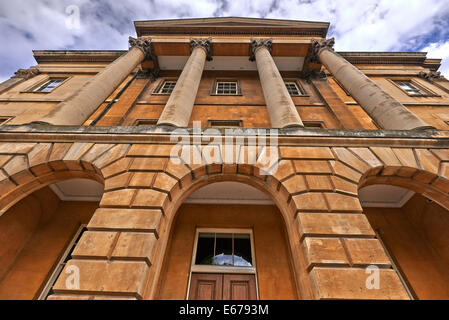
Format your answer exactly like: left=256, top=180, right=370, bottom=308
left=136, top=67, right=159, bottom=80
left=249, top=38, right=272, bottom=61
left=310, top=37, right=335, bottom=63
left=302, top=69, right=327, bottom=81
left=190, top=38, right=213, bottom=61
left=13, top=67, right=40, bottom=80
left=418, top=71, right=443, bottom=80
left=129, top=36, right=154, bottom=60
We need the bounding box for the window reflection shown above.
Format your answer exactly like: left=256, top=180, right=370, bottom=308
left=195, top=232, right=253, bottom=267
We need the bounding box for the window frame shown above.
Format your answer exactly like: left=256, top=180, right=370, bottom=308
left=210, top=78, right=242, bottom=96
left=37, top=224, right=87, bottom=300
left=152, top=78, right=178, bottom=95
left=24, top=76, right=70, bottom=94
left=190, top=228, right=256, bottom=275
left=133, top=118, right=158, bottom=126
left=207, top=119, right=243, bottom=128
left=283, top=79, right=307, bottom=97
left=302, top=120, right=326, bottom=128
left=390, top=78, right=440, bottom=97
left=0, top=116, right=13, bottom=126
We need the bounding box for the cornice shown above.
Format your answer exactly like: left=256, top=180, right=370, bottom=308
left=33, top=50, right=126, bottom=63
left=0, top=124, right=447, bottom=149
left=338, top=52, right=428, bottom=66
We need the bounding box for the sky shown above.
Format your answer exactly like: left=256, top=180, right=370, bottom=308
left=1, top=0, right=449, bottom=82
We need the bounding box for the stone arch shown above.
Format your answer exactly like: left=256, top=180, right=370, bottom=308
left=0, top=142, right=132, bottom=215
left=141, top=159, right=311, bottom=300
left=0, top=141, right=121, bottom=300
left=359, top=166, right=449, bottom=211
left=358, top=158, right=449, bottom=299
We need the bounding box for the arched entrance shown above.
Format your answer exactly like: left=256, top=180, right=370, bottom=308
left=359, top=168, right=449, bottom=300
left=156, top=181, right=298, bottom=300
left=0, top=174, right=104, bottom=300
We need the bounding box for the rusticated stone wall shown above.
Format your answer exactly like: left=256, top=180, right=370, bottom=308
left=0, top=133, right=448, bottom=300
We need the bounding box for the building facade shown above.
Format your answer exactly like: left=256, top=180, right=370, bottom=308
left=0, top=17, right=449, bottom=300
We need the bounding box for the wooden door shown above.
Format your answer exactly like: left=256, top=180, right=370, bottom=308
left=188, top=273, right=223, bottom=300
left=223, top=274, right=257, bottom=300
left=189, top=273, right=257, bottom=300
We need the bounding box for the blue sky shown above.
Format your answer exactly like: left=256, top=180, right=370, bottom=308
left=1, top=0, right=449, bottom=82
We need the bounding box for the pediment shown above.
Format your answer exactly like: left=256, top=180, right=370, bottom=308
left=135, top=17, right=329, bottom=37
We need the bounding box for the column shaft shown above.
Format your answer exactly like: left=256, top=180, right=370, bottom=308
left=36, top=38, right=151, bottom=126
left=157, top=46, right=207, bottom=127
left=254, top=44, right=304, bottom=128
left=315, top=40, right=432, bottom=130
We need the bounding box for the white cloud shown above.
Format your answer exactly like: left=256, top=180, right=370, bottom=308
left=422, top=41, right=449, bottom=78
left=0, top=0, right=448, bottom=81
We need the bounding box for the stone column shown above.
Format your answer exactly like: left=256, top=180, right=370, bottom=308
left=157, top=38, right=212, bottom=127
left=35, top=37, right=153, bottom=126
left=250, top=39, right=304, bottom=128
left=312, top=38, right=433, bottom=130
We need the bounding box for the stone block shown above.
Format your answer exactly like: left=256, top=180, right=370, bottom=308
left=297, top=213, right=375, bottom=237
left=303, top=238, right=349, bottom=267
left=325, top=193, right=362, bottom=212
left=282, top=175, right=307, bottom=194
left=348, top=148, right=383, bottom=168
left=280, top=147, right=334, bottom=160
left=329, top=161, right=361, bottom=183
left=332, top=147, right=370, bottom=173
left=310, top=267, right=409, bottom=300
left=128, top=144, right=174, bottom=157
left=132, top=189, right=168, bottom=209
left=72, top=231, right=116, bottom=259
left=102, top=158, right=132, bottom=179
left=104, top=172, right=132, bottom=191
left=52, top=260, right=149, bottom=298
left=88, top=208, right=162, bottom=235
left=100, top=189, right=136, bottom=207
left=292, top=193, right=327, bottom=212
left=343, top=238, right=391, bottom=267
left=112, top=232, right=157, bottom=265
left=294, top=160, right=332, bottom=174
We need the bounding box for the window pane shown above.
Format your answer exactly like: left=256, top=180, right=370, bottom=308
left=195, top=233, right=215, bottom=265
left=214, top=233, right=233, bottom=266
left=216, top=81, right=238, bottom=94
left=233, top=233, right=252, bottom=266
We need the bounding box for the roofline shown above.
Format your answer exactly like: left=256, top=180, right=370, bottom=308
left=31, top=49, right=441, bottom=70
left=133, top=16, right=330, bottom=27
left=134, top=17, right=329, bottom=38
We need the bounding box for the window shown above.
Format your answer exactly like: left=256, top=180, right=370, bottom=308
left=195, top=231, right=253, bottom=267
left=284, top=80, right=306, bottom=96
left=0, top=116, right=13, bottom=126
left=134, top=119, right=158, bottom=126
left=215, top=81, right=238, bottom=95
left=33, top=79, right=64, bottom=93
left=394, top=80, right=432, bottom=96
left=158, top=80, right=177, bottom=94
left=208, top=119, right=243, bottom=128
left=303, top=121, right=326, bottom=128
left=37, top=225, right=87, bottom=300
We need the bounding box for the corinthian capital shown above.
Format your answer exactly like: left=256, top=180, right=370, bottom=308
left=310, top=37, right=335, bottom=63
left=129, top=37, right=154, bottom=60
left=13, top=67, right=40, bottom=80
left=190, top=38, right=213, bottom=61
left=249, top=38, right=272, bottom=61
left=418, top=71, right=442, bottom=80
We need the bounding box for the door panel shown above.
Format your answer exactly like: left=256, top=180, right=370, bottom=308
left=188, top=273, right=223, bottom=300
left=223, top=274, right=257, bottom=300
left=189, top=273, right=257, bottom=300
